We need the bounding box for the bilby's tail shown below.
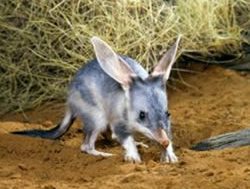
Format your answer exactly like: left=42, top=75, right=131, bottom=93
left=11, top=110, right=76, bottom=139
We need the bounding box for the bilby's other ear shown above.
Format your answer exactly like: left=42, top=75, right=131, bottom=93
left=91, top=36, right=136, bottom=89
left=151, top=35, right=181, bottom=82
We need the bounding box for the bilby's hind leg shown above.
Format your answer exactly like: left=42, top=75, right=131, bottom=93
left=80, top=113, right=114, bottom=157
left=81, top=130, right=113, bottom=157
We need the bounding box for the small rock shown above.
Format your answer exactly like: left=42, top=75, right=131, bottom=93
left=178, top=160, right=187, bottom=166
left=147, top=160, right=157, bottom=167
left=43, top=156, right=50, bottom=162
left=204, top=171, right=214, bottom=177
left=54, top=147, right=62, bottom=153
left=243, top=168, right=250, bottom=173
left=226, top=157, right=237, bottom=162
left=198, top=168, right=208, bottom=173
left=217, top=171, right=223, bottom=175
left=18, top=163, right=28, bottom=171
left=169, top=171, right=179, bottom=176
left=79, top=176, right=92, bottom=183
left=10, top=173, right=22, bottom=179
left=213, top=177, right=223, bottom=183
left=120, top=173, right=140, bottom=183
left=134, top=164, right=146, bottom=172
left=42, top=185, right=56, bottom=189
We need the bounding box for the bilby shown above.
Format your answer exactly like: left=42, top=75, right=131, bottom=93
left=12, top=36, right=181, bottom=163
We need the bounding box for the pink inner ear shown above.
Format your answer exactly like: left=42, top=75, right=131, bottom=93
left=151, top=64, right=165, bottom=77
left=91, top=36, right=136, bottom=88
left=151, top=35, right=181, bottom=80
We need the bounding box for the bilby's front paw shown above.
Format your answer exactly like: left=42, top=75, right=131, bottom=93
left=124, top=152, right=141, bottom=163
left=123, top=136, right=141, bottom=163
left=160, top=142, right=178, bottom=163
left=160, top=151, right=178, bottom=163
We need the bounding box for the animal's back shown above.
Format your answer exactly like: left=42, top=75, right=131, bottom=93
left=68, top=56, right=148, bottom=115
left=70, top=56, right=147, bottom=94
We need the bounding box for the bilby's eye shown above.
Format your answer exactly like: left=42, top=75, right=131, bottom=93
left=139, top=111, right=146, bottom=120
left=165, top=111, right=171, bottom=117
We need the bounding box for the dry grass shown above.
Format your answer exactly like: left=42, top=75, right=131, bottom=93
left=0, top=0, right=249, bottom=114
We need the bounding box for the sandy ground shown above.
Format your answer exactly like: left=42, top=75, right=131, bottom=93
left=0, top=66, right=249, bottom=189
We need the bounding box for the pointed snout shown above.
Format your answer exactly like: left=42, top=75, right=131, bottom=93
left=155, top=128, right=170, bottom=148
left=133, top=122, right=170, bottom=148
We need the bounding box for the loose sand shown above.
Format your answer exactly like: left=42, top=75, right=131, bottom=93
left=0, top=66, right=249, bottom=189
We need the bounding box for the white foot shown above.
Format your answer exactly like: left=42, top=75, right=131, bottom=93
left=124, top=153, right=141, bottom=163
left=160, top=142, right=178, bottom=163
left=81, top=144, right=114, bottom=157
left=123, top=136, right=141, bottom=163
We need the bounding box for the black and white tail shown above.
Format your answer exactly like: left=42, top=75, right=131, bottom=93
left=12, top=110, right=76, bottom=139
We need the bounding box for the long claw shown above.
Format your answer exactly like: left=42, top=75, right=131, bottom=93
left=160, top=142, right=178, bottom=163
left=122, top=136, right=141, bottom=163
left=135, top=141, right=149, bottom=148
left=81, top=145, right=114, bottom=157
left=124, top=154, right=141, bottom=163
left=160, top=151, right=178, bottom=163
left=85, top=149, right=114, bottom=157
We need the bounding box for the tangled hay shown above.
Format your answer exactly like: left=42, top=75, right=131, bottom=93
left=0, top=0, right=249, bottom=114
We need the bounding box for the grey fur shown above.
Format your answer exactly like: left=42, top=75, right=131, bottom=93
left=12, top=36, right=181, bottom=163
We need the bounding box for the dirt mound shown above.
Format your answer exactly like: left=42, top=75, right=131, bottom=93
left=0, top=66, right=250, bottom=189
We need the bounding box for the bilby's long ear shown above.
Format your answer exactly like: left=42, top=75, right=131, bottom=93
left=151, top=35, right=181, bottom=82
left=91, top=36, right=136, bottom=89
